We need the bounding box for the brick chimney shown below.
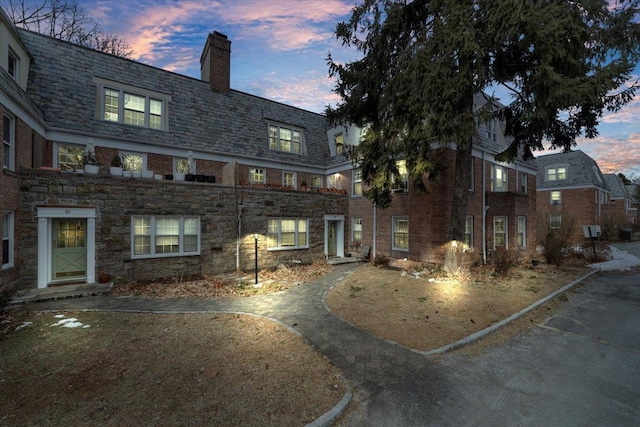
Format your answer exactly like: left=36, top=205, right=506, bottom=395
left=200, top=31, right=231, bottom=93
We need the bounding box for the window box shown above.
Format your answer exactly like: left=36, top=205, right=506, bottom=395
left=185, top=173, right=196, bottom=182
left=84, top=164, right=100, bottom=175
left=142, top=170, right=154, bottom=179
left=206, top=175, right=216, bottom=183
left=110, top=166, right=123, bottom=176
left=174, top=173, right=185, bottom=181
left=196, top=174, right=207, bottom=182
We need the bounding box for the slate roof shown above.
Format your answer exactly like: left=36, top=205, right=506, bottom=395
left=604, top=174, right=632, bottom=199
left=16, top=28, right=332, bottom=167
left=533, top=150, right=608, bottom=190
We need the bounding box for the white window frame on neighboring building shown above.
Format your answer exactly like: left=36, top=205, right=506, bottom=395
left=550, top=190, right=561, bottom=205
left=393, top=159, right=409, bottom=192
left=2, top=211, right=14, bottom=269
left=173, top=157, right=194, bottom=174
left=352, top=217, right=362, bottom=243
left=54, top=143, right=84, bottom=172
left=352, top=169, right=363, bottom=196
left=3, top=114, right=15, bottom=171
left=392, top=216, right=409, bottom=251
left=93, top=77, right=170, bottom=130
left=268, top=124, right=303, bottom=154
left=283, top=171, right=296, bottom=187
left=520, top=173, right=528, bottom=193
left=267, top=218, right=309, bottom=250
left=311, top=175, right=323, bottom=188
left=517, top=216, right=526, bottom=248
left=491, top=165, right=508, bottom=192
left=334, top=133, right=344, bottom=155
left=131, top=216, right=200, bottom=259
left=550, top=214, right=562, bottom=229
left=494, top=216, right=507, bottom=248
left=250, top=167, right=266, bottom=184
left=464, top=216, right=473, bottom=249
left=121, top=151, right=147, bottom=172
left=328, top=173, right=340, bottom=189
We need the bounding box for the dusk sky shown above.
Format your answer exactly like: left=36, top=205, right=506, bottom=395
left=14, top=0, right=640, bottom=177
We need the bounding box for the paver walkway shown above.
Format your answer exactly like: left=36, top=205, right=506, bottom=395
left=13, top=263, right=440, bottom=391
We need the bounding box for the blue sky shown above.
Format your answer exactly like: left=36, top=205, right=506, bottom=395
left=16, top=0, right=640, bottom=177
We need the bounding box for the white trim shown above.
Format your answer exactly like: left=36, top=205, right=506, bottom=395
left=392, top=216, right=409, bottom=252
left=2, top=211, right=14, bottom=269
left=323, top=215, right=345, bottom=258
left=36, top=207, right=96, bottom=288
left=493, top=216, right=508, bottom=249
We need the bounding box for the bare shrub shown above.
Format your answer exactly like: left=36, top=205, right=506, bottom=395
left=491, top=249, right=521, bottom=275
left=373, top=254, right=389, bottom=266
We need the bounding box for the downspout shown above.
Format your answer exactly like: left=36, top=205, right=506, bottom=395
left=372, top=202, right=377, bottom=259
left=237, top=204, right=243, bottom=271
left=482, top=151, right=487, bottom=263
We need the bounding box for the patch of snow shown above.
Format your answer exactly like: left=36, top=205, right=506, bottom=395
left=589, top=246, right=640, bottom=271
left=50, top=315, right=89, bottom=329
left=15, top=321, right=33, bottom=331
left=53, top=314, right=65, bottom=318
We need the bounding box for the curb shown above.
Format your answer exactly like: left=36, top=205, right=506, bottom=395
left=307, top=390, right=352, bottom=427
left=422, top=268, right=601, bottom=355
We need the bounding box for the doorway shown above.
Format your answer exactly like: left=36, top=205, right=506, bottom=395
left=52, top=219, right=87, bottom=280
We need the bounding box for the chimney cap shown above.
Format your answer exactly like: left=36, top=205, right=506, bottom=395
left=213, top=31, right=228, bottom=39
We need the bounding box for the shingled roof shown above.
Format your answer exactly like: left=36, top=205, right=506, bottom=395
left=16, top=28, right=332, bottom=168
left=533, top=150, right=608, bottom=191
left=604, top=174, right=632, bottom=200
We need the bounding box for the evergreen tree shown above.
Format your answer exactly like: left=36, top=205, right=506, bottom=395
left=327, top=0, right=640, bottom=244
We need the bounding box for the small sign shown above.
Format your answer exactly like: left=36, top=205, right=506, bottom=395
left=583, top=225, right=601, bottom=238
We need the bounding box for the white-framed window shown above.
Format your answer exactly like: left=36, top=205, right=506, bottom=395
left=550, top=214, right=562, bottom=229
left=131, top=216, right=200, bottom=259
left=328, top=173, right=340, bottom=189
left=8, top=49, right=18, bottom=80
left=267, top=218, right=309, bottom=250
left=2, top=211, right=14, bottom=269
left=520, top=173, right=528, bottom=193
left=392, top=216, right=409, bottom=251
left=469, top=159, right=475, bottom=191
left=486, top=119, right=497, bottom=141
left=546, top=166, right=567, bottom=181
left=3, top=115, right=15, bottom=171
left=311, top=175, right=323, bottom=188
left=464, top=216, right=473, bottom=249
left=55, top=143, right=84, bottom=172
left=494, top=216, right=507, bottom=248
left=491, top=165, right=507, bottom=192
left=393, top=159, right=409, bottom=191
left=334, top=133, right=344, bottom=155
left=173, top=157, right=193, bottom=174
left=517, top=216, right=526, bottom=247
left=250, top=167, right=265, bottom=184
left=352, top=217, right=362, bottom=243
left=353, top=169, right=363, bottom=196
left=550, top=191, right=561, bottom=205
left=121, top=151, right=146, bottom=172
left=268, top=124, right=302, bottom=154
left=283, top=171, right=296, bottom=187
left=94, top=78, right=170, bottom=130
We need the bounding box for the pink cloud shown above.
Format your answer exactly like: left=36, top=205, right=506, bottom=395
left=574, top=134, right=640, bottom=176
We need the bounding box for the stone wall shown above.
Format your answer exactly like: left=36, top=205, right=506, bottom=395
left=17, top=171, right=348, bottom=288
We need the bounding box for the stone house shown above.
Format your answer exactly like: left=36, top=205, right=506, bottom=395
left=328, top=92, right=538, bottom=266
left=534, top=150, right=610, bottom=243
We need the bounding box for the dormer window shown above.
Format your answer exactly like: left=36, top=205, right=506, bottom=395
left=546, top=166, right=567, bottom=181
left=393, top=160, right=408, bottom=192
left=93, top=77, right=170, bottom=130
left=486, top=119, right=497, bottom=141
left=269, top=124, right=302, bottom=154
left=7, top=50, right=18, bottom=81
left=334, top=133, right=344, bottom=155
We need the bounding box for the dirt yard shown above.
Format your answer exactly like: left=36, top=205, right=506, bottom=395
left=325, top=262, right=592, bottom=352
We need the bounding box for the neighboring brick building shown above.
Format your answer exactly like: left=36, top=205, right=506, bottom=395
left=332, top=92, right=538, bottom=266
left=602, top=174, right=636, bottom=237
left=534, top=151, right=610, bottom=243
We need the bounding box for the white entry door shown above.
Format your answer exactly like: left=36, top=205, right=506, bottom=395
left=52, top=219, right=87, bottom=280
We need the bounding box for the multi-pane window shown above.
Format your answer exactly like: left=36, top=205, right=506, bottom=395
left=546, top=166, right=567, bottom=181
left=269, top=125, right=302, bottom=154
left=334, top=133, right=344, bottom=155
left=283, top=171, right=296, bottom=187
left=121, top=152, right=145, bottom=172
left=250, top=167, right=265, bottom=184
left=328, top=174, right=340, bottom=189
left=520, top=173, right=528, bottom=193
left=3, top=115, right=15, bottom=171
left=353, top=169, right=363, bottom=196
left=394, top=160, right=408, bottom=191
left=132, top=216, right=200, bottom=258
left=550, top=191, right=561, bottom=205
left=517, top=216, right=526, bottom=247
left=103, top=87, right=165, bottom=130
left=56, top=144, right=84, bottom=172
left=491, top=165, right=507, bottom=192
left=174, top=157, right=191, bottom=174
left=464, top=216, right=473, bottom=249
left=311, top=175, right=322, bottom=188
left=267, top=218, right=309, bottom=250
left=494, top=217, right=507, bottom=248
left=352, top=218, right=362, bottom=243
left=486, top=119, right=497, bottom=141
left=550, top=214, right=562, bottom=229
left=392, top=217, right=409, bottom=251
left=2, top=212, right=14, bottom=269
left=8, top=50, right=18, bottom=80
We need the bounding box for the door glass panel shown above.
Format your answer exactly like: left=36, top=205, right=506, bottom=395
left=56, top=220, right=86, bottom=248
